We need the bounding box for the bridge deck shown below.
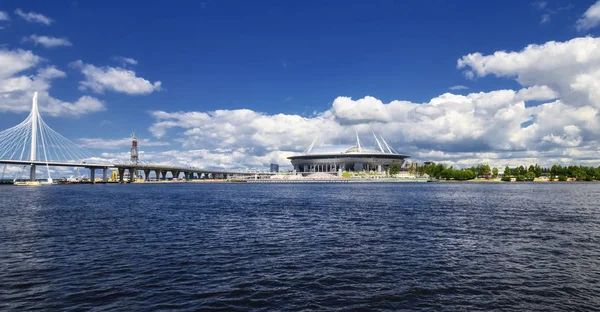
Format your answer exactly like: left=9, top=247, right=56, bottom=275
left=0, top=159, right=275, bottom=176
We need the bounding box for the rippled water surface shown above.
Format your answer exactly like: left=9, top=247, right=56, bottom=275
left=2, top=183, right=600, bottom=311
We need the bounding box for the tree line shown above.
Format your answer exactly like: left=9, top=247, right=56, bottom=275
left=406, top=163, right=600, bottom=181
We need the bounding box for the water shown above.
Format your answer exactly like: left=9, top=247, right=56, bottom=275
left=1, top=183, right=600, bottom=311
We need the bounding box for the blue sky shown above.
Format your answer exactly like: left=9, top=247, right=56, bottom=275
left=1, top=0, right=600, bottom=169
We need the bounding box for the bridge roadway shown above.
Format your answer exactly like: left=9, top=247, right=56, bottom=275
left=0, top=159, right=276, bottom=183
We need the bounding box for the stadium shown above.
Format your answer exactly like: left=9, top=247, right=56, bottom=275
left=288, top=134, right=410, bottom=173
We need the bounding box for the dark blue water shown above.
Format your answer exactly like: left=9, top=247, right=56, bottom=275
left=1, top=183, right=600, bottom=311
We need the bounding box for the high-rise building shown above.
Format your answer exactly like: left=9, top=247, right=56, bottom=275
left=270, top=163, right=279, bottom=172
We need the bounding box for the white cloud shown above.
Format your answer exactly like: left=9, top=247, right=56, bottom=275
left=113, top=56, right=138, bottom=66
left=43, top=96, right=106, bottom=117
left=457, top=36, right=600, bottom=108
left=14, top=9, right=53, bottom=25
left=515, top=85, right=558, bottom=102
left=37, top=66, right=66, bottom=80
left=330, top=96, right=392, bottom=124
left=0, top=11, right=9, bottom=21
left=0, top=49, right=41, bottom=79
left=0, top=48, right=105, bottom=116
left=576, top=0, right=600, bottom=31
left=23, top=35, right=72, bottom=48
left=541, top=125, right=583, bottom=147
left=449, top=85, right=468, bottom=90
left=71, top=60, right=161, bottom=95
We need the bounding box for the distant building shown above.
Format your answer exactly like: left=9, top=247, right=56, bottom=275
left=270, top=163, right=279, bottom=172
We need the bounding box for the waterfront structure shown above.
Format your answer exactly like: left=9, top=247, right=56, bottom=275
left=270, top=163, right=279, bottom=172
left=288, top=134, right=410, bottom=173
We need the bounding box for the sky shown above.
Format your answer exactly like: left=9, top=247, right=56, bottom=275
left=1, top=0, right=600, bottom=171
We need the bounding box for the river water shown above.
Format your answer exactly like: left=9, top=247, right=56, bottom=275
left=1, top=183, right=599, bottom=311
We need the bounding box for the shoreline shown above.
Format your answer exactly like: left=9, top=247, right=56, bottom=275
left=3, top=177, right=598, bottom=185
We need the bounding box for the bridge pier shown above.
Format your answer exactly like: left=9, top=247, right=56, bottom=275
left=128, top=168, right=135, bottom=182
left=118, top=168, right=125, bottom=183
left=30, top=164, right=36, bottom=181
left=144, top=170, right=151, bottom=181
left=154, top=169, right=161, bottom=180
left=103, top=168, right=108, bottom=182
left=90, top=168, right=96, bottom=184
left=172, top=170, right=179, bottom=180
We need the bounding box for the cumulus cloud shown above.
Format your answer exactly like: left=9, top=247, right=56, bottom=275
left=449, top=85, right=468, bottom=90
left=457, top=36, right=600, bottom=108
left=14, top=9, right=53, bottom=25
left=70, top=60, right=161, bottom=95
left=43, top=96, right=106, bottom=117
left=576, top=0, right=600, bottom=31
left=0, top=49, right=41, bottom=79
left=22, top=35, right=72, bottom=48
left=330, top=96, right=392, bottom=124
left=0, top=48, right=105, bottom=116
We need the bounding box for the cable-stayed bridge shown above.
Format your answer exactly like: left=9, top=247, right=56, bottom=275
left=0, top=93, right=274, bottom=183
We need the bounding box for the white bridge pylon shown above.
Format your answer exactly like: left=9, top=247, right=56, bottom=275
left=0, top=92, right=96, bottom=181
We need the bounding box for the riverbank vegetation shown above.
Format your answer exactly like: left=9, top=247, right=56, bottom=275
left=417, top=163, right=600, bottom=182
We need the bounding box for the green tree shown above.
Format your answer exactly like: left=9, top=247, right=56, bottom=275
left=534, top=164, right=542, bottom=177
left=440, top=168, right=453, bottom=180
left=492, top=167, right=499, bottom=178
left=502, top=166, right=512, bottom=181
left=389, top=163, right=400, bottom=176
left=525, top=172, right=536, bottom=181
left=558, top=175, right=568, bottom=181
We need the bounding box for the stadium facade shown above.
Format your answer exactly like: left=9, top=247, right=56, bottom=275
left=288, top=134, right=410, bottom=173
